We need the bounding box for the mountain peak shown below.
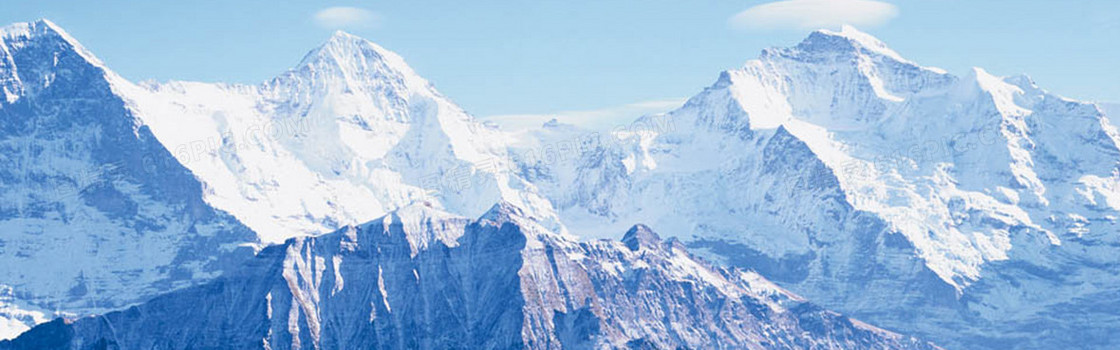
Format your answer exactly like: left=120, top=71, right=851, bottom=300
left=785, top=25, right=909, bottom=63
left=31, top=19, right=65, bottom=35
left=1, top=19, right=104, bottom=67
left=621, top=224, right=663, bottom=251
left=480, top=202, right=528, bottom=224
left=318, top=29, right=378, bottom=52
left=1, top=19, right=114, bottom=103
left=819, top=25, right=893, bottom=51
left=329, top=29, right=356, bottom=39
left=2, top=19, right=63, bottom=39
left=282, top=30, right=431, bottom=95
left=301, top=30, right=401, bottom=70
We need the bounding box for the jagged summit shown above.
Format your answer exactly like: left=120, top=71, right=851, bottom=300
left=2, top=19, right=75, bottom=46
left=301, top=30, right=395, bottom=67
left=1, top=19, right=107, bottom=68
left=4, top=18, right=1117, bottom=349
left=116, top=16, right=555, bottom=245
left=760, top=25, right=946, bottom=77
left=0, top=18, right=259, bottom=339
left=479, top=201, right=528, bottom=222
left=0, top=19, right=115, bottom=103
left=621, top=224, right=662, bottom=251
left=329, top=29, right=359, bottom=40
left=1, top=197, right=941, bottom=350
left=809, top=25, right=908, bottom=62
left=532, top=19, right=1120, bottom=349
left=281, top=29, right=431, bottom=95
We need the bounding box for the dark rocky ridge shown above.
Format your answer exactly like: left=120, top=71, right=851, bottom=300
left=2, top=203, right=938, bottom=350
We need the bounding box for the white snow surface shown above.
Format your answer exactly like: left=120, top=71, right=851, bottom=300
left=1, top=22, right=563, bottom=338
left=1, top=19, right=257, bottom=339
left=521, top=26, right=1120, bottom=348
left=117, top=31, right=558, bottom=243
left=3, top=19, right=1120, bottom=348
left=536, top=26, right=1120, bottom=287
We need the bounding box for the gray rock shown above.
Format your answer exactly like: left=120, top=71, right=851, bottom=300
left=2, top=203, right=938, bottom=350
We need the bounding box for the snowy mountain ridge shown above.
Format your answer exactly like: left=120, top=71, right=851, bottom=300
left=1, top=203, right=939, bottom=350
left=2, top=18, right=1120, bottom=349
left=0, top=19, right=259, bottom=338
left=525, top=25, right=1120, bottom=348
left=116, top=30, right=561, bottom=244
left=0, top=20, right=110, bottom=101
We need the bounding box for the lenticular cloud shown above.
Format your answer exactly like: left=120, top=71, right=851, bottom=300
left=729, top=0, right=899, bottom=31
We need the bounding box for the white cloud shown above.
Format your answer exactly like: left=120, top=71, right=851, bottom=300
left=313, top=7, right=379, bottom=29
left=482, top=98, right=687, bottom=132
left=729, top=0, right=898, bottom=31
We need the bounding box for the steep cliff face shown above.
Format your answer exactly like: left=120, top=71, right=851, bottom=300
left=1, top=203, right=938, bottom=350
left=0, top=20, right=257, bottom=338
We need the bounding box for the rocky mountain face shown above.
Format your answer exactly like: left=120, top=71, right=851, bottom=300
left=525, top=26, right=1120, bottom=348
left=120, top=30, right=557, bottom=244
left=0, top=20, right=558, bottom=338
left=0, top=20, right=257, bottom=338
left=0, top=203, right=938, bottom=350
left=2, top=17, right=1117, bottom=349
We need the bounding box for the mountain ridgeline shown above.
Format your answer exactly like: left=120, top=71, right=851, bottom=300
left=2, top=18, right=1119, bottom=349
left=0, top=203, right=937, bottom=349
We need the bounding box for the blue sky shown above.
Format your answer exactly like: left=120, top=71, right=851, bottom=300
left=3, top=0, right=1118, bottom=121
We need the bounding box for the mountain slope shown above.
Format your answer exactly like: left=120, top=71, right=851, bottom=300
left=0, top=203, right=939, bottom=350
left=1103, top=102, right=1120, bottom=128
left=0, top=22, right=559, bottom=337
left=3, top=18, right=1116, bottom=348
left=0, top=20, right=257, bottom=338
left=4, top=20, right=932, bottom=347
left=117, top=31, right=557, bottom=243
left=527, top=26, right=1120, bottom=348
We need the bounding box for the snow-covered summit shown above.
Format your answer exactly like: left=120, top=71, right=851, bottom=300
left=801, top=25, right=910, bottom=63
left=122, top=30, right=558, bottom=243
left=0, top=19, right=114, bottom=104
left=3, top=19, right=1119, bottom=348
left=532, top=26, right=1120, bottom=348
left=0, top=19, right=257, bottom=339
left=1, top=19, right=105, bottom=68
left=283, top=30, right=434, bottom=98
left=621, top=224, right=662, bottom=251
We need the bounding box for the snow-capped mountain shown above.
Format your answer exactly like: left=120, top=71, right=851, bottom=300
left=0, top=203, right=938, bottom=350
left=120, top=30, right=557, bottom=243
left=0, top=20, right=257, bottom=338
left=3, top=17, right=1117, bottom=349
left=0, top=19, right=943, bottom=347
left=525, top=26, right=1120, bottom=348
left=0, top=20, right=560, bottom=338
